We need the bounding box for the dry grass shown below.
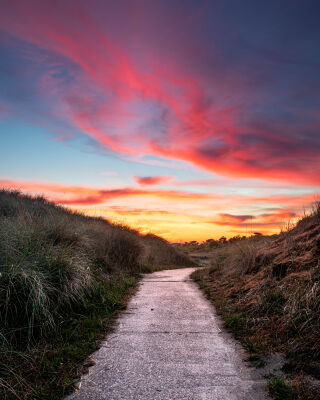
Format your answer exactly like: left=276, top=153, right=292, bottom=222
left=207, top=236, right=272, bottom=277
left=192, top=204, right=320, bottom=399
left=141, top=233, right=195, bottom=268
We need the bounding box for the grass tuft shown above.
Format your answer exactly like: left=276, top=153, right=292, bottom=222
left=269, top=378, right=293, bottom=400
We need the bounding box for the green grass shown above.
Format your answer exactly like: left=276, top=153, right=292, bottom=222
left=0, top=190, right=194, bottom=399
left=262, top=290, right=285, bottom=314
left=0, top=275, right=138, bottom=400
left=269, top=378, right=293, bottom=400
left=225, top=313, right=246, bottom=336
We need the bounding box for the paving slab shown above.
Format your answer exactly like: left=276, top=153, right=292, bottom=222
left=67, top=268, right=269, bottom=400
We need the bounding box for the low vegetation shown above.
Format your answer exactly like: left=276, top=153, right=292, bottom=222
left=191, top=204, right=320, bottom=399
left=0, top=190, right=194, bottom=400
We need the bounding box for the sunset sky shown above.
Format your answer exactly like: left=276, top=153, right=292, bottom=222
left=0, top=0, right=319, bottom=242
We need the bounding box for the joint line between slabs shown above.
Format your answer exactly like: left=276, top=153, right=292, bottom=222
left=111, top=331, right=222, bottom=334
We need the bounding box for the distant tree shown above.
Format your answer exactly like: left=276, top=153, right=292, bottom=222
left=218, top=236, right=227, bottom=244
left=205, top=238, right=218, bottom=248
left=253, top=232, right=263, bottom=236
left=228, top=235, right=241, bottom=243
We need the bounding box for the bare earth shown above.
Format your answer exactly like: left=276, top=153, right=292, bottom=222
left=67, top=268, right=269, bottom=400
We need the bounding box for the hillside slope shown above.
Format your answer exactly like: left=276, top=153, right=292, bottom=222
left=192, top=205, right=320, bottom=399
left=0, top=190, right=194, bottom=399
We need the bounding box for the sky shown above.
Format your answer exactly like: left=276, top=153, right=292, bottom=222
left=0, top=0, right=319, bottom=242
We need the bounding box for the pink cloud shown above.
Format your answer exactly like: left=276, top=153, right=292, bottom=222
left=133, top=176, right=173, bottom=185
left=0, top=178, right=218, bottom=205
left=211, top=209, right=298, bottom=229
left=1, top=178, right=317, bottom=236
left=214, top=213, right=253, bottom=225
left=0, top=178, right=317, bottom=210
left=0, top=1, right=319, bottom=185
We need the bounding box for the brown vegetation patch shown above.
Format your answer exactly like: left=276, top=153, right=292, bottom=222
left=192, top=204, right=320, bottom=399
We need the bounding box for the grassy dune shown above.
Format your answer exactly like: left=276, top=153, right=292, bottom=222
left=0, top=190, right=194, bottom=399
left=191, top=205, right=320, bottom=399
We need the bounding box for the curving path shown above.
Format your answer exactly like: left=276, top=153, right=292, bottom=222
left=68, top=268, right=269, bottom=400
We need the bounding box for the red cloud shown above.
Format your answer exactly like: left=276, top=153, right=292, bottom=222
left=1, top=1, right=319, bottom=185
left=0, top=179, right=218, bottom=206
left=108, top=206, right=172, bottom=216
left=214, top=213, right=253, bottom=226
left=133, top=176, right=172, bottom=185
left=1, top=178, right=317, bottom=237
left=210, top=209, right=298, bottom=229
left=1, top=179, right=317, bottom=210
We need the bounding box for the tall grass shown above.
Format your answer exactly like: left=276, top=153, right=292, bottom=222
left=208, top=235, right=271, bottom=277
left=141, top=233, right=195, bottom=268
left=0, top=190, right=194, bottom=399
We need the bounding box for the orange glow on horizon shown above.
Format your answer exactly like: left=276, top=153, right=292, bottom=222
left=0, top=179, right=314, bottom=242
left=73, top=206, right=291, bottom=243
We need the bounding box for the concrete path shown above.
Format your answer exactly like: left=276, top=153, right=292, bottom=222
left=68, top=268, right=269, bottom=400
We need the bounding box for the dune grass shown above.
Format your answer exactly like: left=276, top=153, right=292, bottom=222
left=1, top=275, right=138, bottom=399
left=0, top=190, right=194, bottom=399
left=191, top=205, right=320, bottom=399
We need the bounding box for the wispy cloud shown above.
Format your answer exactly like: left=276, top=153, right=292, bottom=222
left=0, top=179, right=219, bottom=206
left=1, top=178, right=317, bottom=240
left=1, top=1, right=319, bottom=185
left=210, top=209, right=298, bottom=229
